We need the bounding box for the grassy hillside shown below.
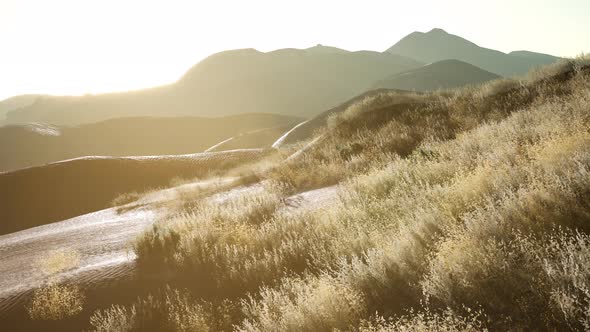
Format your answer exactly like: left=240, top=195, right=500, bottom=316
left=0, top=113, right=299, bottom=171
left=5, top=58, right=589, bottom=331
left=373, top=59, right=501, bottom=91
left=386, top=28, right=560, bottom=76
left=276, top=88, right=406, bottom=146
left=4, top=48, right=421, bottom=125
left=0, top=149, right=268, bottom=235
left=74, top=58, right=590, bottom=331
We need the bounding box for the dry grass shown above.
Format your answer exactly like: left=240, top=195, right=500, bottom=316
left=28, top=283, right=85, bottom=320
left=105, top=150, right=275, bottom=214
left=30, top=249, right=85, bottom=321
left=88, top=59, right=590, bottom=331
left=358, top=308, right=488, bottom=332
left=90, top=287, right=239, bottom=332
left=111, top=191, right=149, bottom=207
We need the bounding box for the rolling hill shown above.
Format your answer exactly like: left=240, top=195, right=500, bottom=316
left=0, top=149, right=268, bottom=235
left=0, top=94, right=42, bottom=122
left=3, top=48, right=421, bottom=125
left=373, top=59, right=501, bottom=91
left=274, top=89, right=396, bottom=146
left=0, top=113, right=300, bottom=171
left=386, top=28, right=560, bottom=76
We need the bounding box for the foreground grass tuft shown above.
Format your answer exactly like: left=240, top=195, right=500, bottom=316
left=28, top=283, right=85, bottom=320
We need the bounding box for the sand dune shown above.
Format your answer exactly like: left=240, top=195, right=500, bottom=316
left=0, top=149, right=269, bottom=235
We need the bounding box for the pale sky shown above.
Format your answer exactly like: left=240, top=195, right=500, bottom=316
left=0, top=0, right=588, bottom=101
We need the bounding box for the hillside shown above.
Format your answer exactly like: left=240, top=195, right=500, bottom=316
left=0, top=94, right=42, bottom=122
left=3, top=49, right=421, bottom=125
left=386, top=28, right=560, bottom=76
left=275, top=89, right=410, bottom=146
left=0, top=113, right=300, bottom=171
left=373, top=59, right=501, bottom=91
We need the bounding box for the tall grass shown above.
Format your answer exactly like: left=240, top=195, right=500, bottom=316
left=89, top=59, right=590, bottom=331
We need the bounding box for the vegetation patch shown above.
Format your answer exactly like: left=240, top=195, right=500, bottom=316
left=75, top=58, right=590, bottom=330
left=28, top=283, right=85, bottom=320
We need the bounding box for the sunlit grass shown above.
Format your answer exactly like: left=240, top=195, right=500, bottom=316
left=87, top=59, right=590, bottom=331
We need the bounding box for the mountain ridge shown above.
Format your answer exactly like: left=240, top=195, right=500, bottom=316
left=4, top=48, right=421, bottom=125
left=386, top=28, right=561, bottom=76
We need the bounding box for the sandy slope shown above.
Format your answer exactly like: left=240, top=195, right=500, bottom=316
left=0, top=207, right=154, bottom=314
left=0, top=148, right=268, bottom=235
left=0, top=179, right=339, bottom=318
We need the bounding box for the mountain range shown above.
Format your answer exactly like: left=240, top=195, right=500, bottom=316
left=2, top=49, right=420, bottom=125
left=1, top=29, right=560, bottom=126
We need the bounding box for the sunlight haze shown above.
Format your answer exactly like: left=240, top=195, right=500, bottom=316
left=1, top=0, right=588, bottom=100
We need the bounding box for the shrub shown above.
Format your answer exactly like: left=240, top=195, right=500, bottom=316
left=240, top=275, right=366, bottom=332
left=28, top=283, right=85, bottom=320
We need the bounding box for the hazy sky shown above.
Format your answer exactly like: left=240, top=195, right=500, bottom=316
left=1, top=0, right=588, bottom=100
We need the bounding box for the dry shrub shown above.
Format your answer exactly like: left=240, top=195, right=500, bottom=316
left=90, top=305, right=136, bottom=332
left=90, top=287, right=238, bottom=332
left=422, top=229, right=590, bottom=330
left=28, top=283, right=85, bottom=320
left=240, top=275, right=366, bottom=332
left=133, top=191, right=287, bottom=296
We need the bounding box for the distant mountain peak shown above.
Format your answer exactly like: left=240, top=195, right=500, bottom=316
left=385, top=29, right=560, bottom=77
left=427, top=28, right=448, bottom=35
left=305, top=44, right=348, bottom=54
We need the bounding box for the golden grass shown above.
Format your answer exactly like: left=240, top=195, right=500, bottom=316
left=90, top=287, right=239, bottom=332
left=358, top=308, right=488, bottom=332
left=88, top=59, right=590, bottom=331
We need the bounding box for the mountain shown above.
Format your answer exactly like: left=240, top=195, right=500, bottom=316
left=0, top=113, right=300, bottom=171
left=386, top=28, right=560, bottom=77
left=4, top=49, right=422, bottom=125
left=0, top=94, right=42, bottom=122
left=373, top=59, right=501, bottom=91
